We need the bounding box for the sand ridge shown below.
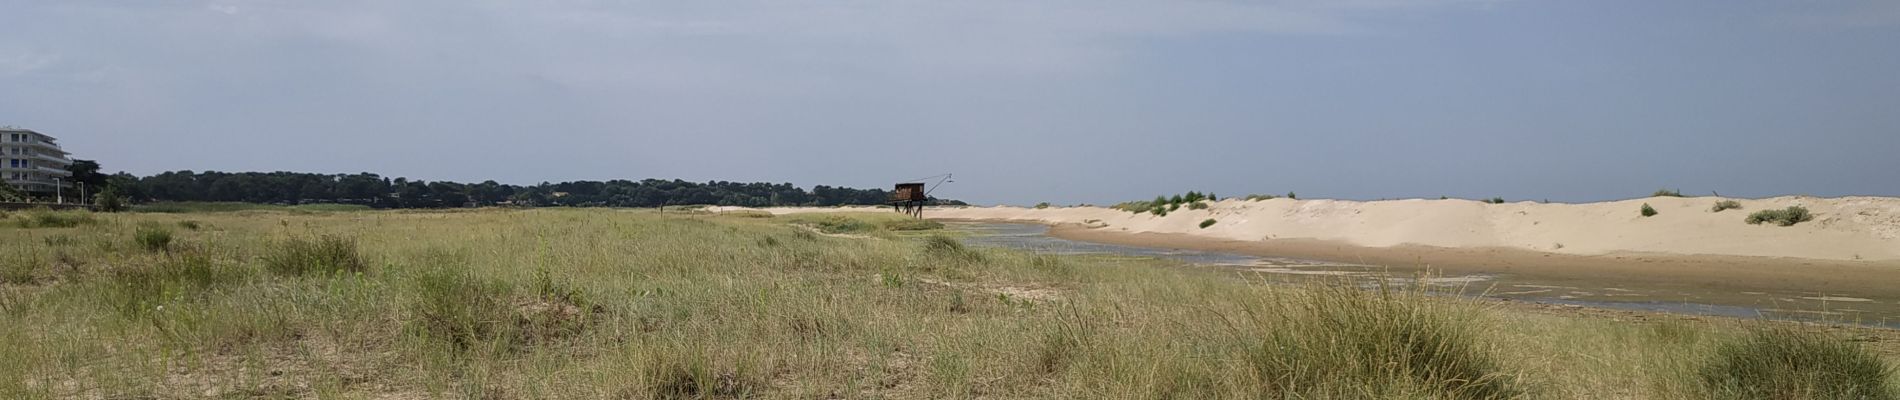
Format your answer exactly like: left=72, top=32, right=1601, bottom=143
left=709, top=196, right=1900, bottom=262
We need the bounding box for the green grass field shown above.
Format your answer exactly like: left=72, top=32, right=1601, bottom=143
left=0, top=207, right=1893, bottom=399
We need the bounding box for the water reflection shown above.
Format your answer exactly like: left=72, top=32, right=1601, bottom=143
left=947, top=222, right=1900, bottom=328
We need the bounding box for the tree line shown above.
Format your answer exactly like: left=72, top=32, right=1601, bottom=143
left=64, top=163, right=961, bottom=209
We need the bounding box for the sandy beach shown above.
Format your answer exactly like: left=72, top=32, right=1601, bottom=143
left=711, top=196, right=1900, bottom=299
left=714, top=196, right=1900, bottom=262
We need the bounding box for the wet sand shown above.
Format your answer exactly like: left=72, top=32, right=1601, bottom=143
left=1034, top=222, right=1900, bottom=307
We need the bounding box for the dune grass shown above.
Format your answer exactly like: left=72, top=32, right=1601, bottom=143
left=132, top=223, right=174, bottom=252
left=133, top=201, right=373, bottom=213
left=0, top=208, right=1892, bottom=398
left=10, top=209, right=98, bottom=228
left=1699, top=326, right=1896, bottom=399
left=262, top=235, right=369, bottom=276
left=1748, top=206, right=1815, bottom=227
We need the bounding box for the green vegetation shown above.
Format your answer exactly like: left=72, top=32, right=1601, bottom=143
left=133, top=224, right=174, bottom=252
left=804, top=214, right=875, bottom=233
left=1489, top=197, right=1507, bottom=204
left=1654, top=189, right=1685, bottom=198
left=93, top=185, right=127, bottom=212
left=1245, top=194, right=1278, bottom=201
left=1034, top=202, right=1051, bottom=209
left=1711, top=200, right=1743, bottom=213
left=107, top=171, right=965, bottom=209
left=1641, top=203, right=1659, bottom=217
left=133, top=201, right=374, bottom=213
left=1747, top=206, right=1815, bottom=227
left=881, top=218, right=945, bottom=231
left=781, top=213, right=947, bottom=237
left=263, top=235, right=369, bottom=276
left=1, top=250, right=37, bottom=285
left=1700, top=326, right=1896, bottom=399
left=1112, top=191, right=1217, bottom=215
left=0, top=209, right=1892, bottom=398
left=1248, top=283, right=1519, bottom=397
left=0, top=184, right=27, bottom=202
left=1287, top=191, right=1298, bottom=199
left=11, top=209, right=98, bottom=228
left=1199, top=218, right=1217, bottom=229
left=715, top=209, right=776, bottom=218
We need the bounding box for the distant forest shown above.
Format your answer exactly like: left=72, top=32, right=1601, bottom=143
left=86, top=169, right=962, bottom=209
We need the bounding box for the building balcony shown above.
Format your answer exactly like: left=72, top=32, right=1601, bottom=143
left=37, top=166, right=72, bottom=176
left=6, top=177, right=71, bottom=187
left=17, top=140, right=66, bottom=153
left=31, top=153, right=71, bottom=165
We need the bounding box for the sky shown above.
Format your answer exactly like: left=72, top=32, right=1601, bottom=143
left=2, top=0, right=1896, bottom=206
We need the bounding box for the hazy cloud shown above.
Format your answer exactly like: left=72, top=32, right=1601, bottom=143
left=0, top=50, right=57, bottom=77
left=1, top=1, right=1896, bottom=205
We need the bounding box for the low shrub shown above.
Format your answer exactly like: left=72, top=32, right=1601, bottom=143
left=134, top=224, right=174, bottom=252
left=1119, top=191, right=1222, bottom=212
left=1710, top=200, right=1742, bottom=213
left=1746, top=206, right=1813, bottom=227
left=718, top=210, right=774, bottom=218
left=1111, top=200, right=1153, bottom=213
left=810, top=216, right=874, bottom=234
left=263, top=235, right=369, bottom=276
left=42, top=235, right=76, bottom=247
left=291, top=204, right=373, bottom=212
left=1245, top=283, right=1519, bottom=398
left=133, top=202, right=277, bottom=213
left=632, top=349, right=760, bottom=399
left=408, top=267, right=514, bottom=350
left=1653, top=189, right=1684, bottom=198
left=0, top=184, right=25, bottom=202
left=923, top=235, right=965, bottom=253
left=104, top=251, right=249, bottom=317
left=1034, top=202, right=1051, bottom=209
left=1199, top=219, right=1217, bottom=229
left=1187, top=202, right=1209, bottom=210
left=94, top=185, right=127, bottom=212
left=177, top=220, right=203, bottom=230
left=1699, top=326, right=1895, bottom=399
left=922, top=235, right=983, bottom=261
left=1245, top=194, right=1277, bottom=201
left=1, top=251, right=39, bottom=285
left=1489, top=197, right=1507, bottom=204
left=1641, top=203, right=1658, bottom=217
left=881, top=218, right=944, bottom=231
left=16, top=211, right=97, bottom=228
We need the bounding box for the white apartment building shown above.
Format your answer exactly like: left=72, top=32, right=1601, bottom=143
left=0, top=127, right=75, bottom=195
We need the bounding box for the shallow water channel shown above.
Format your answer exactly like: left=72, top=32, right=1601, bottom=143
left=947, top=222, right=1900, bottom=329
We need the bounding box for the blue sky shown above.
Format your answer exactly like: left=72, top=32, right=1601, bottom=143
left=2, top=1, right=1896, bottom=205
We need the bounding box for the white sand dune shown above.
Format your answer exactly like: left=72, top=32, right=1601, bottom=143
left=709, top=196, right=1900, bottom=262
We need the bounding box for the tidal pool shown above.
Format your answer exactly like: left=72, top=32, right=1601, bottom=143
left=947, top=221, right=1900, bottom=328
